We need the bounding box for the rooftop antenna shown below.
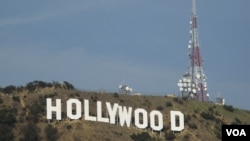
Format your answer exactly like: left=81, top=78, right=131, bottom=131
left=215, top=92, right=225, bottom=105
left=118, top=81, right=132, bottom=94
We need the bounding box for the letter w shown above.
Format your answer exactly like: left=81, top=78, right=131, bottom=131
left=118, top=106, right=132, bottom=127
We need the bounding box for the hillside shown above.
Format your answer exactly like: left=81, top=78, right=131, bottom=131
left=0, top=81, right=250, bottom=141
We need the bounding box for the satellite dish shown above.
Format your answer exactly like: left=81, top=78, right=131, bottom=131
left=178, top=83, right=183, bottom=87
left=183, top=83, right=187, bottom=87
left=183, top=78, right=187, bottom=82
left=130, top=88, right=133, bottom=92
left=196, top=73, right=200, bottom=78
left=125, top=87, right=129, bottom=91
left=192, top=89, right=197, bottom=93
left=177, top=83, right=180, bottom=87
left=192, top=83, right=196, bottom=87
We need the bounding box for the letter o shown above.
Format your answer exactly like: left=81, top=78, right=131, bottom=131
left=67, top=99, right=81, bottom=120
left=150, top=110, right=163, bottom=131
left=134, top=108, right=148, bottom=129
left=232, top=129, right=239, bottom=136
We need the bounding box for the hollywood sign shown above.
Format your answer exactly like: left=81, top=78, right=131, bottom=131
left=46, top=98, right=184, bottom=132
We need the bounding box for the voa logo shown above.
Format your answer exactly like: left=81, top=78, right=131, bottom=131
left=226, top=129, right=246, bottom=136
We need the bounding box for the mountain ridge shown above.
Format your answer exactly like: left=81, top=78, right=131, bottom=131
left=0, top=80, right=249, bottom=141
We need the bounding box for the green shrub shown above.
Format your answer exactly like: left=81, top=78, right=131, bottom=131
left=130, top=132, right=156, bottom=141
left=0, top=124, right=14, bottom=141
left=174, top=97, right=183, bottom=104
left=184, top=134, right=190, bottom=140
left=215, top=110, right=221, bottom=116
left=67, top=125, right=72, bottom=130
left=12, top=96, right=20, bottom=102
left=234, top=117, right=242, bottom=124
left=188, top=121, right=198, bottom=129
left=113, top=93, right=119, bottom=98
left=0, top=108, right=17, bottom=141
left=45, top=124, right=58, bottom=141
left=182, top=97, right=188, bottom=101
left=38, top=96, right=46, bottom=106
left=91, top=95, right=98, bottom=102
left=208, top=107, right=214, bottom=112
left=166, top=101, right=173, bottom=107
left=165, top=131, right=176, bottom=140
left=74, top=92, right=80, bottom=97
left=184, top=114, right=191, bottom=123
left=156, top=105, right=164, bottom=111
left=27, top=103, right=45, bottom=123
left=0, top=109, right=16, bottom=127
left=194, top=109, right=199, bottom=113
left=200, top=112, right=215, bottom=120
left=2, top=85, right=16, bottom=94
left=0, top=98, right=3, bottom=104
left=20, top=123, right=41, bottom=141
left=223, top=105, right=234, bottom=113
left=231, top=117, right=242, bottom=125
left=63, top=81, right=75, bottom=90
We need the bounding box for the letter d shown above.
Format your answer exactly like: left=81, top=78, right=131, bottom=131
left=170, top=111, right=184, bottom=132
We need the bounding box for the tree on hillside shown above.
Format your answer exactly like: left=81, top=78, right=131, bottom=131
left=2, top=85, right=16, bottom=94
left=0, top=108, right=17, bottom=141
left=63, top=81, right=75, bottom=90
left=130, top=132, right=156, bottom=141
left=0, top=98, right=3, bottom=104
left=25, top=82, right=36, bottom=92
left=0, top=109, right=16, bottom=127
left=0, top=124, right=14, bottom=141
left=26, top=103, right=44, bottom=123
left=45, top=124, right=58, bottom=141
left=25, top=80, right=54, bottom=92
left=165, top=131, right=176, bottom=140
left=20, top=123, right=41, bottom=141
left=33, top=80, right=47, bottom=88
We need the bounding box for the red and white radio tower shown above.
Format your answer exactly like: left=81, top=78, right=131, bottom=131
left=177, top=0, right=209, bottom=101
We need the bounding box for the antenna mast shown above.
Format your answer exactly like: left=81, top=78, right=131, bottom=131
left=177, top=0, right=209, bottom=101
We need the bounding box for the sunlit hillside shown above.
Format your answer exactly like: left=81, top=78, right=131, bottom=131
left=1, top=81, right=250, bottom=141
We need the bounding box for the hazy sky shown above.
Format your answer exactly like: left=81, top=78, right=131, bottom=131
left=0, top=0, right=249, bottom=110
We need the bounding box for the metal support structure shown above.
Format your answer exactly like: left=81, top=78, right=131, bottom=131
left=119, top=83, right=132, bottom=95
left=178, top=0, right=209, bottom=101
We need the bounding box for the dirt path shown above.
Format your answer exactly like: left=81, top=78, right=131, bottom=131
left=20, top=93, right=25, bottom=108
